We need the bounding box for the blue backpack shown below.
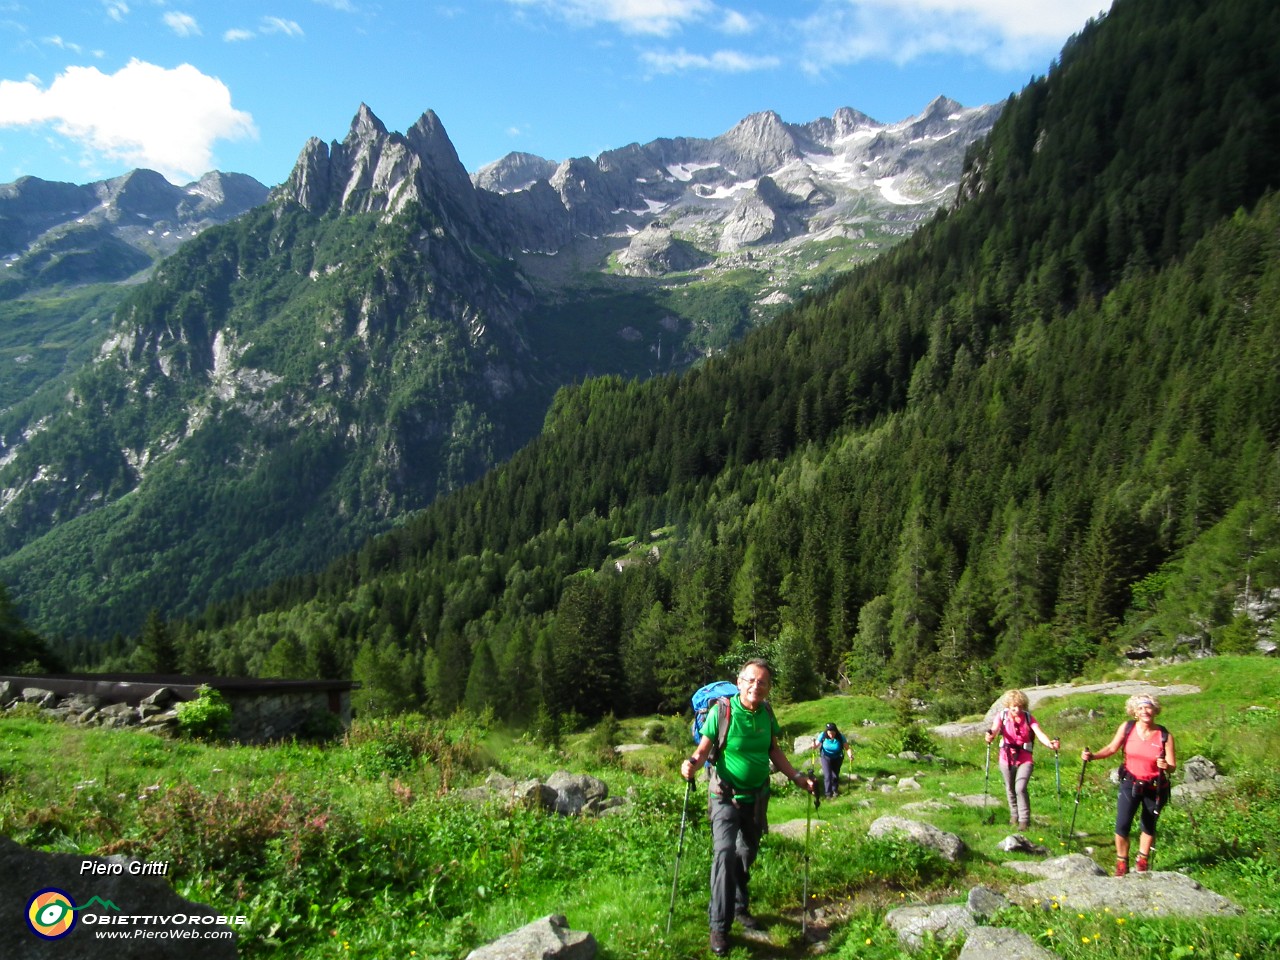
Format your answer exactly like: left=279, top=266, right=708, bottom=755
left=690, top=680, right=739, bottom=758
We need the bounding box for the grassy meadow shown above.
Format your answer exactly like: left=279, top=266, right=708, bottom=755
left=2, top=656, right=1278, bottom=959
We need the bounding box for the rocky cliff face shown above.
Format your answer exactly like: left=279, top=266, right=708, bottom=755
left=284, top=97, right=1001, bottom=279
left=0, top=168, right=268, bottom=290
left=472, top=95, right=1001, bottom=275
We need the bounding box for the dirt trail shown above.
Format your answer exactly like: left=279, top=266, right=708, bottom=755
left=932, top=679, right=1201, bottom=738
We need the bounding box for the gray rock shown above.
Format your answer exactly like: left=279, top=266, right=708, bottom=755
left=1010, top=871, right=1242, bottom=917
left=1180, top=755, right=1218, bottom=783
left=465, top=914, right=596, bottom=960
left=1003, top=853, right=1105, bottom=879
left=1172, top=778, right=1230, bottom=801
left=868, top=816, right=967, bottom=862
left=97, top=702, right=138, bottom=728
left=900, top=800, right=950, bottom=814
left=771, top=818, right=829, bottom=841
left=61, top=693, right=104, bottom=714
left=544, top=771, right=608, bottom=816
left=21, top=687, right=57, bottom=707
left=141, top=687, right=176, bottom=708
left=897, top=777, right=923, bottom=791
left=998, top=834, right=1050, bottom=855
left=959, top=926, right=1059, bottom=960
left=885, top=903, right=975, bottom=952
left=615, top=224, right=711, bottom=277
left=140, top=710, right=179, bottom=729
left=966, top=885, right=1011, bottom=920
left=460, top=774, right=560, bottom=812
left=0, top=837, right=237, bottom=958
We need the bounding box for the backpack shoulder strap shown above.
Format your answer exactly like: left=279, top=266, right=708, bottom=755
left=710, top=697, right=733, bottom=761
left=1120, top=719, right=1137, bottom=756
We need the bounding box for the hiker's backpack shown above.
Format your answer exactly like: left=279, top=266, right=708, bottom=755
left=817, top=731, right=845, bottom=756
left=996, top=709, right=1034, bottom=760
left=1120, top=719, right=1171, bottom=805
left=690, top=680, right=740, bottom=758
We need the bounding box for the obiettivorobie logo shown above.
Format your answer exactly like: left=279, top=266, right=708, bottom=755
left=26, top=888, right=119, bottom=940
left=25, top=887, right=247, bottom=941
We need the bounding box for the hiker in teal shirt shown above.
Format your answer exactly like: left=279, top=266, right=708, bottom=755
left=680, top=659, right=816, bottom=956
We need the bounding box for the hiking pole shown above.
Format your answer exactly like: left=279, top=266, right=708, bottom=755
left=802, top=768, right=820, bottom=938
left=982, top=739, right=997, bottom=825
left=1146, top=779, right=1170, bottom=873
left=1067, top=758, right=1088, bottom=852
left=1054, top=749, right=1063, bottom=841
left=665, top=777, right=694, bottom=936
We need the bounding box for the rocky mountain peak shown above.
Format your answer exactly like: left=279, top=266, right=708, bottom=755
left=278, top=105, right=489, bottom=233
left=93, top=169, right=182, bottom=222
left=715, top=110, right=801, bottom=175
left=406, top=109, right=483, bottom=224
left=472, top=152, right=559, bottom=194
left=346, top=103, right=390, bottom=147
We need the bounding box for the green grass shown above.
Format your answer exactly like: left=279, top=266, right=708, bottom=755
left=2, top=656, right=1278, bottom=959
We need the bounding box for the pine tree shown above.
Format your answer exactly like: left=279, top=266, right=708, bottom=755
left=135, top=608, right=179, bottom=674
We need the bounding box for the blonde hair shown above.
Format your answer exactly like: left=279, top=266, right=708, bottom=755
left=1125, top=694, right=1162, bottom=718
left=1002, top=689, right=1029, bottom=710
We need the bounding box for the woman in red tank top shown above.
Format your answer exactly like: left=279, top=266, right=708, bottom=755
left=1081, top=694, right=1177, bottom=876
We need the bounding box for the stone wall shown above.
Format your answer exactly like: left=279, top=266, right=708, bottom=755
left=0, top=674, right=355, bottom=744
left=222, top=687, right=353, bottom=742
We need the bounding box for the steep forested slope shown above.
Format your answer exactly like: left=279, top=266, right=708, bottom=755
left=65, top=0, right=1280, bottom=721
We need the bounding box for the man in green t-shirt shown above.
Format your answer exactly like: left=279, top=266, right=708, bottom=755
left=680, top=659, right=816, bottom=956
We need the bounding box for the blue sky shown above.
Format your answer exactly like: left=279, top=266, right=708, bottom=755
left=0, top=0, right=1109, bottom=188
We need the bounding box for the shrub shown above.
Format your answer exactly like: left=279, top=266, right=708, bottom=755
left=174, top=685, right=232, bottom=741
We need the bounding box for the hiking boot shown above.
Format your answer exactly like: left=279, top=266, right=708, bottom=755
left=710, top=930, right=730, bottom=955
left=735, top=911, right=760, bottom=930
left=1136, top=854, right=1149, bottom=873
left=1115, top=857, right=1129, bottom=877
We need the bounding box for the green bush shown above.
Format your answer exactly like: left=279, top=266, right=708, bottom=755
left=174, top=685, right=232, bottom=740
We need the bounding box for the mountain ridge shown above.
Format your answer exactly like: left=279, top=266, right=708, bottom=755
left=0, top=94, right=999, bottom=640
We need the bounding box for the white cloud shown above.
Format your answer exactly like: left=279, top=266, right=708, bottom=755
left=0, top=59, right=257, bottom=182
left=718, top=10, right=757, bottom=35
left=43, top=36, right=84, bottom=54
left=163, top=12, right=202, bottom=37
left=641, top=47, right=779, bottom=74
left=799, top=0, right=1108, bottom=72
left=261, top=17, right=304, bottom=37
left=103, top=1, right=129, bottom=23
left=506, top=0, right=715, bottom=37
left=221, top=16, right=305, bottom=42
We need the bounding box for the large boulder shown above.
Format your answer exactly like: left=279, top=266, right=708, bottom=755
left=958, top=926, right=1058, bottom=960
left=465, top=914, right=595, bottom=960
left=1003, top=853, right=1104, bottom=879
left=885, top=903, right=974, bottom=952
left=544, top=772, right=608, bottom=817
left=1009, top=869, right=1242, bottom=917
left=0, top=837, right=238, bottom=959
left=868, top=816, right=967, bottom=862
